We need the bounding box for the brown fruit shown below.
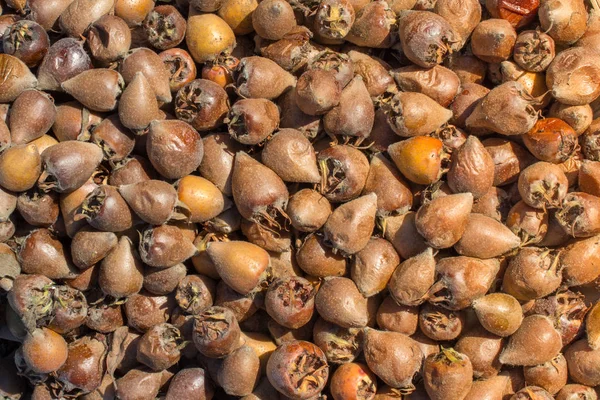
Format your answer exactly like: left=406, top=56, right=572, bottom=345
left=99, top=236, right=144, bottom=298
left=423, top=348, right=473, bottom=400
left=232, top=152, right=289, bottom=228
left=499, top=315, right=562, bottom=366
left=199, top=133, right=242, bottom=196
left=76, top=185, right=134, bottom=232
left=119, top=72, right=160, bottom=130
left=471, top=19, right=517, bottom=63
left=384, top=212, right=429, bottom=259
left=383, top=91, right=453, bottom=138
left=466, top=81, right=539, bottom=136
left=391, top=65, right=461, bottom=107
left=287, top=189, right=332, bottom=232
left=560, top=235, right=600, bottom=287
left=315, top=277, right=369, bottom=328
left=473, top=293, right=523, bottom=337
left=266, top=340, right=329, bottom=399
left=397, top=10, right=458, bottom=67
left=0, top=144, right=41, bottom=192
left=318, top=144, right=370, bottom=203
left=87, top=15, right=132, bottom=66
left=227, top=98, right=280, bottom=145
left=546, top=48, right=600, bottom=106
left=61, top=69, right=124, bottom=112
left=261, top=129, right=320, bottom=183
left=415, top=193, right=473, bottom=249
left=447, top=136, right=495, bottom=199
left=120, top=47, right=172, bottom=103
left=57, top=336, right=106, bottom=392
left=137, top=323, right=182, bottom=371
left=296, top=234, right=347, bottom=277
left=323, top=193, right=377, bottom=255
left=455, top=325, right=503, bottom=379
left=146, top=120, right=204, bottom=179
left=193, top=306, right=241, bottom=358
left=523, top=354, right=568, bottom=395
left=556, top=193, right=600, bottom=237
left=376, top=296, right=418, bottom=336
left=419, top=303, right=466, bottom=341
left=454, top=213, right=521, bottom=258
left=59, top=0, right=114, bottom=38
left=518, top=161, right=569, bottom=209
left=165, top=368, right=215, bottom=400
left=324, top=76, right=375, bottom=142
left=237, top=56, right=296, bottom=100
left=503, top=247, right=562, bottom=300
left=564, top=339, right=600, bottom=386
left=37, top=38, right=92, bottom=92
left=555, top=384, right=598, bottom=400
left=9, top=90, right=56, bottom=145
left=0, top=54, right=37, bottom=103
left=430, top=256, right=500, bottom=310
left=18, top=228, right=76, bottom=280
left=352, top=237, right=400, bottom=297
left=363, top=329, right=423, bottom=390
left=345, top=1, right=397, bottom=48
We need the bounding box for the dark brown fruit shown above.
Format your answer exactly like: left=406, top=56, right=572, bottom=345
left=146, top=120, right=204, bottom=179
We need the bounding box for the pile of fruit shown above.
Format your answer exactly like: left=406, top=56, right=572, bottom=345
left=1, top=0, right=600, bottom=398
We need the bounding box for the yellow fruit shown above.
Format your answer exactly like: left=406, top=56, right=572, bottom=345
left=218, top=0, right=258, bottom=35
left=186, top=14, right=236, bottom=63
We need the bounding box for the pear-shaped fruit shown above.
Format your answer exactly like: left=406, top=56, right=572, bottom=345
left=0, top=54, right=37, bottom=103
left=388, top=248, right=436, bottom=306
left=9, top=90, right=56, bottom=145
left=139, top=225, right=198, bottom=268
left=323, top=193, right=377, bottom=255
left=206, top=241, right=269, bottom=295
left=454, top=213, right=521, bottom=258
left=232, top=152, right=289, bottom=227
left=415, top=193, right=473, bottom=249
left=363, top=153, right=413, bottom=217
left=384, top=212, right=429, bottom=259
left=315, top=277, right=368, bottom=328
left=120, top=48, right=172, bottom=103
left=261, top=129, right=320, bottom=183
left=447, top=135, right=495, bottom=199
left=383, top=91, right=453, bottom=137
left=71, top=229, right=118, bottom=269
left=324, top=76, right=375, bottom=142
left=586, top=301, right=600, bottom=350
left=99, top=236, right=144, bottom=298
left=237, top=56, right=296, bottom=99
left=499, top=315, right=562, bottom=366
left=363, top=329, right=423, bottom=390
left=38, top=141, right=104, bottom=193
left=61, top=69, right=124, bottom=112
left=430, top=256, right=500, bottom=310
left=472, top=293, right=523, bottom=337
left=146, top=120, right=204, bottom=180
left=118, top=72, right=160, bottom=130
left=119, top=180, right=181, bottom=225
